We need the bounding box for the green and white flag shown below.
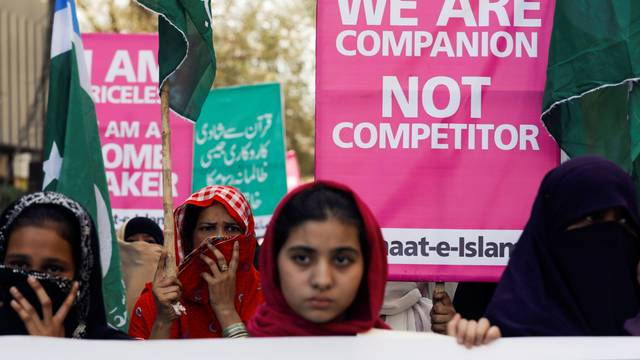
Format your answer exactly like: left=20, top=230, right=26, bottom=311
left=136, top=0, right=217, bottom=122
left=43, top=0, right=127, bottom=330
left=542, top=0, right=640, bottom=194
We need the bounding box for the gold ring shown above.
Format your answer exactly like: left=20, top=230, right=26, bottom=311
left=220, top=264, right=229, bottom=272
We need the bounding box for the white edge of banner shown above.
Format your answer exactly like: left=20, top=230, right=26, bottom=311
left=3, top=333, right=640, bottom=359
left=540, top=77, right=640, bottom=121
left=381, top=228, right=522, bottom=266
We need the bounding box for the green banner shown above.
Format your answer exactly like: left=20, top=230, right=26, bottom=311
left=193, top=83, right=287, bottom=236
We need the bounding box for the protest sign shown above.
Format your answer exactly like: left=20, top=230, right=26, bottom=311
left=316, top=0, right=560, bottom=281
left=3, top=334, right=640, bottom=360
left=83, top=33, right=194, bottom=230
left=193, top=83, right=288, bottom=237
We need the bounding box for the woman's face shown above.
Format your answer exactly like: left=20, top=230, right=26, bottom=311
left=193, top=202, right=242, bottom=249
left=125, top=233, right=156, bottom=244
left=4, top=225, right=76, bottom=279
left=277, top=217, right=364, bottom=324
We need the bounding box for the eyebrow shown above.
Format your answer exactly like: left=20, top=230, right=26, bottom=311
left=332, top=247, right=361, bottom=255
left=286, top=245, right=315, bottom=253
left=43, top=257, right=71, bottom=263
left=4, top=254, right=29, bottom=261
left=198, top=221, right=239, bottom=226
left=285, top=246, right=361, bottom=254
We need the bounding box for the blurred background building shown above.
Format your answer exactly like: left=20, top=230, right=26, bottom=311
left=0, top=0, right=50, bottom=207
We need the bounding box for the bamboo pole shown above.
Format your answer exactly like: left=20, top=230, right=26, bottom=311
left=160, top=81, right=176, bottom=274
left=160, top=81, right=185, bottom=316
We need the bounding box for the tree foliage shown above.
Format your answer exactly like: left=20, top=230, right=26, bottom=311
left=77, top=0, right=316, bottom=177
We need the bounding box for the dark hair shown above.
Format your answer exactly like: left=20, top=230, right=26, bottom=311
left=180, top=204, right=204, bottom=255
left=6, top=204, right=81, bottom=272
left=273, top=184, right=366, bottom=257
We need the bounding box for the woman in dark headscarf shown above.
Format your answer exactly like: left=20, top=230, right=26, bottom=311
left=450, top=156, right=640, bottom=344
left=117, top=217, right=163, bottom=320
left=248, top=181, right=389, bottom=336
left=123, top=217, right=164, bottom=245
left=0, top=191, right=129, bottom=339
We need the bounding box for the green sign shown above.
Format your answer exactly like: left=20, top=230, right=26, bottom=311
left=193, top=83, right=287, bottom=236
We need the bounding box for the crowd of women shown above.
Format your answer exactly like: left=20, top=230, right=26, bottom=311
left=1, top=156, right=639, bottom=346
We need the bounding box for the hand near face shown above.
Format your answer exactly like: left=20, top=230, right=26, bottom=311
left=152, top=249, right=183, bottom=323
left=200, top=241, right=242, bottom=328
left=447, top=313, right=501, bottom=348
left=9, top=276, right=79, bottom=337
left=430, top=289, right=456, bottom=334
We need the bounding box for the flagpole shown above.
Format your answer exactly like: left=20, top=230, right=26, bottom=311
left=160, top=81, right=186, bottom=316
left=160, top=81, right=177, bottom=273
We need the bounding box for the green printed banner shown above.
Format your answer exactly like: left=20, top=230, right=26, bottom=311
left=193, top=83, right=287, bottom=236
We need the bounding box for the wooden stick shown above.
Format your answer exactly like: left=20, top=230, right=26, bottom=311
left=160, top=82, right=185, bottom=316
left=160, top=81, right=177, bottom=277
left=435, top=281, right=446, bottom=294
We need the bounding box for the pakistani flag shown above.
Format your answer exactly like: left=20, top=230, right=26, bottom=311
left=136, top=0, right=217, bottom=122
left=43, top=0, right=127, bottom=330
left=541, top=0, right=640, bottom=195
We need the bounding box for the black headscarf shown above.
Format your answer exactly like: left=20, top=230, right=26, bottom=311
left=124, top=217, right=164, bottom=245
left=485, top=156, right=640, bottom=336
left=0, top=192, right=128, bottom=339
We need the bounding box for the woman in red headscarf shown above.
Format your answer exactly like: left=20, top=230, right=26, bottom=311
left=248, top=181, right=389, bottom=336
left=129, top=186, right=263, bottom=339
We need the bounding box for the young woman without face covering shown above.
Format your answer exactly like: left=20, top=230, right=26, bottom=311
left=248, top=181, right=389, bottom=336
left=448, top=156, right=640, bottom=346
left=0, top=192, right=129, bottom=339
left=128, top=186, right=263, bottom=339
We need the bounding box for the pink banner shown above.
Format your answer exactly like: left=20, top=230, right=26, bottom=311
left=83, top=33, right=194, bottom=230
left=316, top=1, right=559, bottom=281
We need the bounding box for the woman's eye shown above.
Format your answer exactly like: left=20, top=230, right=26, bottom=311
left=291, top=254, right=310, bottom=265
left=334, top=255, right=354, bottom=267
left=200, top=225, right=216, bottom=232
left=226, top=225, right=241, bottom=233
left=44, top=265, right=65, bottom=276
left=7, top=261, right=30, bottom=271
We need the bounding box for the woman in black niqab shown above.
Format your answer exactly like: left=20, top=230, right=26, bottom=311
left=484, top=156, right=640, bottom=336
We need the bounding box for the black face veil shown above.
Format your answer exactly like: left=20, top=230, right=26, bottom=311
left=485, top=156, right=640, bottom=336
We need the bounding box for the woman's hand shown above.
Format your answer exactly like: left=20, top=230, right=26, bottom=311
left=9, top=276, right=79, bottom=337
left=152, top=249, right=183, bottom=324
left=430, top=289, right=456, bottom=334
left=200, top=241, right=242, bottom=329
left=447, top=313, right=501, bottom=348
